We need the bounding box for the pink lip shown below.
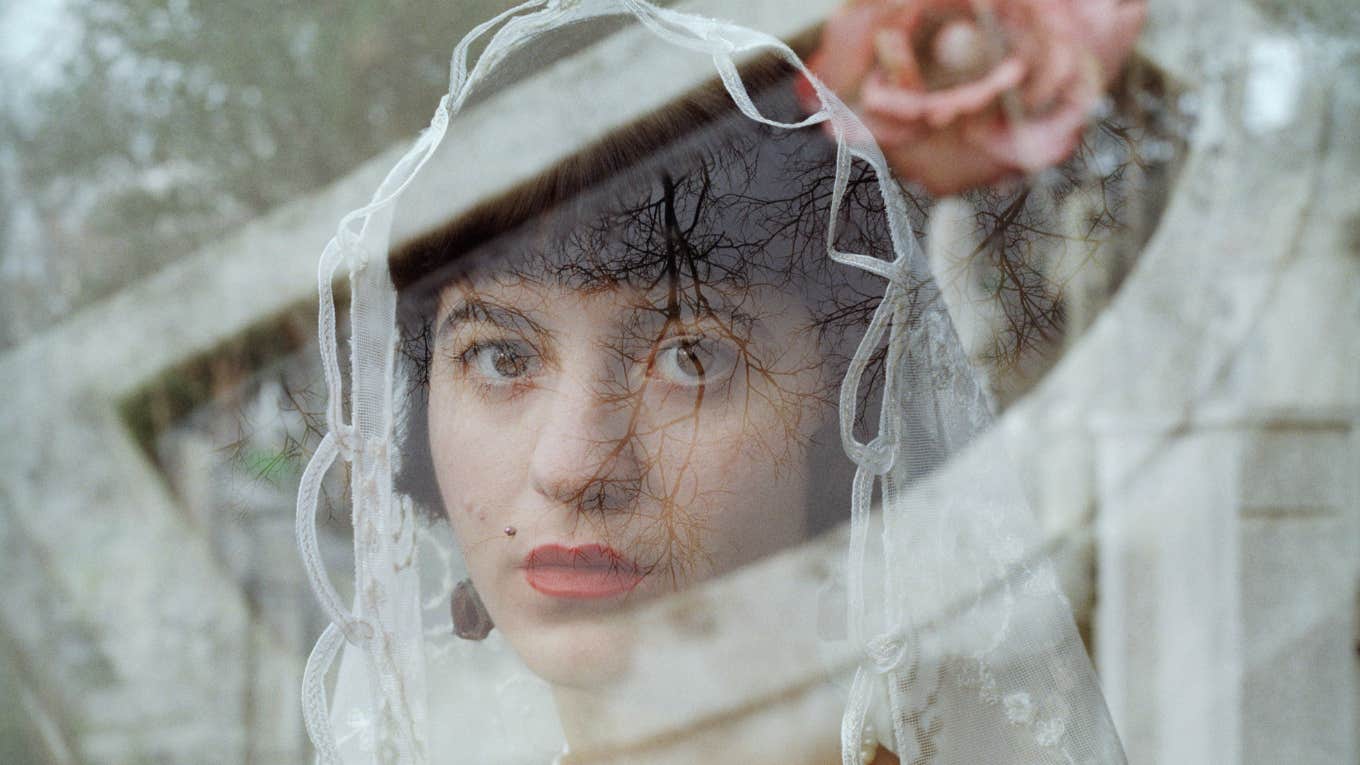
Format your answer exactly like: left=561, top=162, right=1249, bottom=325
left=523, top=544, right=644, bottom=600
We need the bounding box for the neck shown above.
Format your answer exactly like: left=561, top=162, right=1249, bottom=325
left=550, top=678, right=857, bottom=765
left=551, top=682, right=620, bottom=759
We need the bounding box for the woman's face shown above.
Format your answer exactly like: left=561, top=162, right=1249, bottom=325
left=426, top=267, right=831, bottom=687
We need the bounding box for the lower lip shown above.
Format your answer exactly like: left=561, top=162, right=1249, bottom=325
left=523, top=545, right=644, bottom=600
left=524, top=566, right=643, bottom=599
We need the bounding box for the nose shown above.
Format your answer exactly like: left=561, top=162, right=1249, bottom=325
left=529, top=368, right=642, bottom=514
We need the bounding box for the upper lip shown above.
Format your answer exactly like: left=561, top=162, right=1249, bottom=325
left=523, top=543, right=641, bottom=573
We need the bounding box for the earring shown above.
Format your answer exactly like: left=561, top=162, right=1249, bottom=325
left=451, top=578, right=494, bottom=640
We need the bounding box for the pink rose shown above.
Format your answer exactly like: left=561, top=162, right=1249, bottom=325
left=799, top=0, right=1146, bottom=195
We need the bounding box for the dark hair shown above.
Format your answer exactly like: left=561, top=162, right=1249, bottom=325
left=391, top=59, right=899, bottom=536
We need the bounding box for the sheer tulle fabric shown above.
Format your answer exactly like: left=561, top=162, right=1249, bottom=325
left=295, top=2, right=1125, bottom=763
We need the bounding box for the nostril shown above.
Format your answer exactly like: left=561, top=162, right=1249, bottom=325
left=533, top=457, right=641, bottom=515
left=576, top=475, right=642, bottom=515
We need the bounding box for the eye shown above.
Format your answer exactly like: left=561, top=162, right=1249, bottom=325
left=650, top=335, right=737, bottom=387
left=461, top=340, right=542, bottom=385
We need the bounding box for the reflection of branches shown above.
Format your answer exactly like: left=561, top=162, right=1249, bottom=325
left=399, top=97, right=905, bottom=591
left=215, top=331, right=349, bottom=524
left=391, top=60, right=1192, bottom=599
left=962, top=188, right=1064, bottom=370
left=946, top=61, right=1191, bottom=396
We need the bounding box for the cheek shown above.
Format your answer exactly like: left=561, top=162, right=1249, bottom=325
left=426, top=391, right=532, bottom=538
left=683, top=440, right=810, bottom=574
left=652, top=397, right=812, bottom=571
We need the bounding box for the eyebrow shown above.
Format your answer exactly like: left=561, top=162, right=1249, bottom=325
left=435, top=292, right=771, bottom=349
left=434, top=299, right=547, bottom=343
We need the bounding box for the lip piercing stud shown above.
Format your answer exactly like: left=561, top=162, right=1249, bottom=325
left=504, top=526, right=517, bottom=537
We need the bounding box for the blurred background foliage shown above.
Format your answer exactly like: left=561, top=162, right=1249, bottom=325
left=0, top=4, right=521, bottom=751
left=0, top=0, right=527, bottom=348
left=0, top=0, right=1180, bottom=406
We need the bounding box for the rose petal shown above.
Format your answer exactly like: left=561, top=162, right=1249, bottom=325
left=802, top=0, right=1148, bottom=194
left=860, top=111, right=926, bottom=145
left=886, top=129, right=1013, bottom=196
left=862, top=57, right=1026, bottom=126
left=927, top=57, right=1027, bottom=126
left=966, top=92, right=1090, bottom=172
left=1022, top=32, right=1078, bottom=112
left=1091, top=1, right=1148, bottom=83
left=794, top=68, right=823, bottom=116
left=810, top=4, right=888, bottom=96
left=1068, top=0, right=1146, bottom=81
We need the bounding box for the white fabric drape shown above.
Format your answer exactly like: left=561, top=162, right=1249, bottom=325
left=296, top=3, right=1125, bottom=763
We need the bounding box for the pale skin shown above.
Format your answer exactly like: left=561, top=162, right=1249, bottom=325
left=425, top=269, right=901, bottom=763
left=427, top=268, right=823, bottom=674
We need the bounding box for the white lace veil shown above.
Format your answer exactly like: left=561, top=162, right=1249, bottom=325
left=294, top=2, right=1126, bottom=763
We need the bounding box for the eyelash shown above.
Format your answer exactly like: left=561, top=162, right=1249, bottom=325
left=454, top=339, right=542, bottom=392
left=647, top=334, right=739, bottom=388
left=449, top=332, right=741, bottom=395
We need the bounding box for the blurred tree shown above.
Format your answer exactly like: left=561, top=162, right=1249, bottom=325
left=0, top=0, right=522, bottom=348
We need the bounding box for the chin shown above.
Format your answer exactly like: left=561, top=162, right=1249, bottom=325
left=506, top=616, right=640, bottom=689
